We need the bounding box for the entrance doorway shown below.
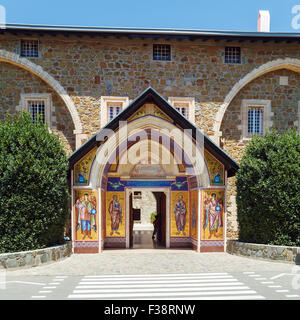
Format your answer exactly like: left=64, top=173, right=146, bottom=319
left=128, top=189, right=168, bottom=249
left=152, top=192, right=166, bottom=247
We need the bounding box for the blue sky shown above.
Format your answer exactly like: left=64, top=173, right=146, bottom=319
left=1, top=0, right=300, bottom=32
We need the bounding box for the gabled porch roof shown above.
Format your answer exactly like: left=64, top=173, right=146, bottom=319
left=68, top=87, right=239, bottom=177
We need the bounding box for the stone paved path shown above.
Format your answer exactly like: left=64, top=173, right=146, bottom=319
left=6, top=250, right=295, bottom=276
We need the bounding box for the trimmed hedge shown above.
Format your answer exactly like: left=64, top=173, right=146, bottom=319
left=236, top=130, right=300, bottom=247
left=0, top=113, right=70, bottom=253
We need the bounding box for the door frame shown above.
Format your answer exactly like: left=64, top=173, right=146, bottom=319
left=125, top=187, right=170, bottom=249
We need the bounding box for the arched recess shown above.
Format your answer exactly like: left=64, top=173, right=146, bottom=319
left=213, top=58, right=300, bottom=145
left=0, top=49, right=83, bottom=148
left=89, top=116, right=210, bottom=189
left=103, top=132, right=197, bottom=177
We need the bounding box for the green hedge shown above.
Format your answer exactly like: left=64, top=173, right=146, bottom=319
left=236, top=130, right=300, bottom=247
left=0, top=113, right=70, bottom=253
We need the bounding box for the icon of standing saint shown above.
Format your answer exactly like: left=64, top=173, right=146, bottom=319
left=76, top=193, right=97, bottom=240
left=203, top=193, right=223, bottom=239
left=174, top=195, right=187, bottom=235
left=108, top=195, right=122, bottom=236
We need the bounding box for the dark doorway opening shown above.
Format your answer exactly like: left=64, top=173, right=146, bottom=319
left=152, top=192, right=166, bottom=247
left=129, top=191, right=166, bottom=249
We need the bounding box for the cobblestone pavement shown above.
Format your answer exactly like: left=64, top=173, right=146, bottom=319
left=6, top=249, right=295, bottom=276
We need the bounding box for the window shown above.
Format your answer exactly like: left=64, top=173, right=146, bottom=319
left=133, top=191, right=142, bottom=199
left=20, top=40, right=39, bottom=58
left=174, top=103, right=189, bottom=119
left=247, top=107, right=263, bottom=135
left=241, top=99, right=272, bottom=141
left=168, top=97, right=195, bottom=123
left=153, top=44, right=171, bottom=61
left=28, top=100, right=46, bottom=123
left=225, top=47, right=241, bottom=64
left=100, top=96, right=129, bottom=127
left=18, top=94, right=52, bottom=125
left=108, top=102, right=122, bottom=121
left=279, top=76, right=289, bottom=86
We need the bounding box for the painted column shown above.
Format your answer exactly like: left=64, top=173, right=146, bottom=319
left=97, top=188, right=102, bottom=253
left=71, top=170, right=75, bottom=254
left=197, top=189, right=202, bottom=253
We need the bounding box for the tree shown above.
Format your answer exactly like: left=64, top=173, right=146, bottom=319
left=236, top=130, right=300, bottom=246
left=0, top=112, right=70, bottom=253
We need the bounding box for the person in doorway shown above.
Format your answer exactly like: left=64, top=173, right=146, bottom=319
left=152, top=213, right=160, bottom=240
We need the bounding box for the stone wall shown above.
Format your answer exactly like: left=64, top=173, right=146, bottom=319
left=1, top=34, right=300, bottom=139
left=221, top=69, right=300, bottom=150
left=1, top=36, right=299, bottom=146
left=0, top=242, right=72, bottom=269
left=1, top=33, right=300, bottom=238
left=220, top=69, right=300, bottom=238
left=227, top=240, right=300, bottom=264
left=0, top=61, right=75, bottom=154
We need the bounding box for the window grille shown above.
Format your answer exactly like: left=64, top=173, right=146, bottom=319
left=28, top=100, right=45, bottom=123
left=248, top=107, right=263, bottom=135
left=20, top=40, right=39, bottom=57
left=225, top=47, right=241, bottom=64
left=153, top=44, right=171, bottom=61
left=107, top=102, right=122, bottom=121
left=174, top=102, right=189, bottom=119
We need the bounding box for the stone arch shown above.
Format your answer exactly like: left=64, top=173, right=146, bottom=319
left=0, top=49, right=83, bottom=147
left=213, top=58, right=300, bottom=144
left=89, top=116, right=209, bottom=189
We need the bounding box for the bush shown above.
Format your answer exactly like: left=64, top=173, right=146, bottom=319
left=150, top=212, right=157, bottom=223
left=0, top=112, right=70, bottom=253
left=236, top=129, right=300, bottom=247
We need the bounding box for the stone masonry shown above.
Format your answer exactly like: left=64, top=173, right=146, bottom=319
left=227, top=240, right=300, bottom=264
left=1, top=29, right=300, bottom=238
left=0, top=242, right=72, bottom=269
